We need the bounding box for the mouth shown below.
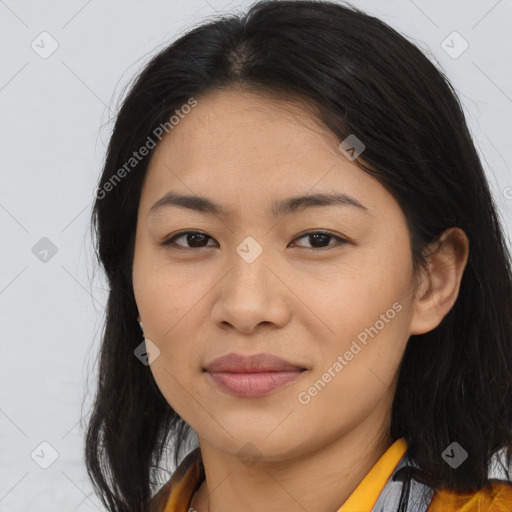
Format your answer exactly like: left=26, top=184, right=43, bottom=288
left=203, top=352, right=309, bottom=397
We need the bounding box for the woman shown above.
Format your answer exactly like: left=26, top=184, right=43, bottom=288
left=85, top=1, right=512, bottom=511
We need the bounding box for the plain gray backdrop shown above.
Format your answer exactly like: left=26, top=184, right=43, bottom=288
left=1, top=0, right=511, bottom=510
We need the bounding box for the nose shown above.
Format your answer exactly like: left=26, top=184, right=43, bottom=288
left=211, top=246, right=291, bottom=335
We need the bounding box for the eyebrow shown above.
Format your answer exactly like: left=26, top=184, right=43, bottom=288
left=148, top=190, right=369, bottom=218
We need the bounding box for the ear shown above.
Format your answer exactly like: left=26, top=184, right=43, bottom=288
left=409, top=227, right=469, bottom=336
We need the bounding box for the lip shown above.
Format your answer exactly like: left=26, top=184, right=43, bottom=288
left=204, top=352, right=309, bottom=397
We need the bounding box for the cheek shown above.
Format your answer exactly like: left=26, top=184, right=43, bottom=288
left=134, top=254, right=207, bottom=335
left=308, top=262, right=409, bottom=337
left=143, top=294, right=207, bottom=418
left=306, top=252, right=413, bottom=387
left=133, top=262, right=207, bottom=407
left=295, top=297, right=410, bottom=439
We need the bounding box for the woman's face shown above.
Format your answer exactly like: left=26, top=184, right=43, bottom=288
left=132, top=90, right=421, bottom=460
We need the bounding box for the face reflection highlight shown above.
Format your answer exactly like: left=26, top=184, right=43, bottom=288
left=132, top=89, right=418, bottom=461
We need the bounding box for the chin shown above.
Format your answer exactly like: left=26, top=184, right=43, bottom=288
left=205, top=428, right=309, bottom=463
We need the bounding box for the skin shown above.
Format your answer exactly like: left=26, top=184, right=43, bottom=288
left=132, top=89, right=469, bottom=512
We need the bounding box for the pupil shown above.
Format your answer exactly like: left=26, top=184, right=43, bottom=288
left=188, top=233, right=207, bottom=247
left=310, top=233, right=329, bottom=247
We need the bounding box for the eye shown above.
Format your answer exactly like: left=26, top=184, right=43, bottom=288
left=289, top=231, right=348, bottom=250
left=160, top=231, right=217, bottom=249
left=159, top=230, right=347, bottom=251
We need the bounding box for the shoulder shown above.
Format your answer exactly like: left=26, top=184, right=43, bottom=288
left=426, top=480, right=512, bottom=512
left=149, top=447, right=203, bottom=512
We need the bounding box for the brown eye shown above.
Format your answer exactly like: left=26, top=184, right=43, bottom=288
left=160, top=230, right=347, bottom=251
left=160, top=231, right=217, bottom=249
left=289, top=231, right=348, bottom=250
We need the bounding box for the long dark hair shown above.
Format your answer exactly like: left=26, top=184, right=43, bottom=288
left=84, top=1, right=512, bottom=510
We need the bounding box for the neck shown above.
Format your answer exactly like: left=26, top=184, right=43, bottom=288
left=189, top=405, right=394, bottom=512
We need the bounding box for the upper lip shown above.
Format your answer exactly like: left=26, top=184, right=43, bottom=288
left=204, top=352, right=307, bottom=373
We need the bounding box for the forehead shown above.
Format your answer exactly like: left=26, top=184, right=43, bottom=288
left=156, top=90, right=337, bottom=162
left=141, top=90, right=392, bottom=217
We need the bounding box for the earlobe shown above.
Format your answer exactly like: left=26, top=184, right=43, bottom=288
left=136, top=314, right=144, bottom=336
left=409, top=227, right=469, bottom=336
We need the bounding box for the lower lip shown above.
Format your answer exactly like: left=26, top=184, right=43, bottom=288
left=206, top=370, right=305, bottom=397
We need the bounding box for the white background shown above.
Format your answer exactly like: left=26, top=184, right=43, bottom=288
left=0, top=0, right=511, bottom=510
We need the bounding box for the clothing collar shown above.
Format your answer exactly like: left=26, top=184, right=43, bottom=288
left=152, top=439, right=408, bottom=512
left=151, top=438, right=512, bottom=512
left=339, top=438, right=408, bottom=511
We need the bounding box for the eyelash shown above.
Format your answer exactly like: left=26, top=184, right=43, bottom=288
left=159, top=230, right=348, bottom=251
